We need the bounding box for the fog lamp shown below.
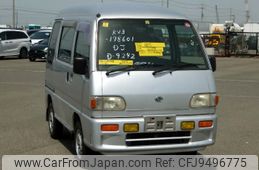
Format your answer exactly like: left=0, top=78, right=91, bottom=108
left=124, top=123, right=139, bottom=132
left=181, top=121, right=195, bottom=130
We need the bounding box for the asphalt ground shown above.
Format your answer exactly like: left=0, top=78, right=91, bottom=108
left=0, top=57, right=258, bottom=158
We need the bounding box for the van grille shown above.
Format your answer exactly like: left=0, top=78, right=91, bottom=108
left=125, top=131, right=191, bottom=147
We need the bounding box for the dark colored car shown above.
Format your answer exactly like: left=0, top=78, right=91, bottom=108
left=28, top=38, right=48, bottom=62
left=26, top=29, right=40, bottom=36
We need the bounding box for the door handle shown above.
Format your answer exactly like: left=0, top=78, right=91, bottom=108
left=66, top=72, right=73, bottom=82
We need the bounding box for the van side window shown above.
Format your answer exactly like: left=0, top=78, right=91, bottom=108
left=0, top=32, right=6, bottom=40
left=74, top=31, right=90, bottom=77
left=47, top=21, right=61, bottom=64
left=58, top=27, right=75, bottom=63
left=175, top=25, right=205, bottom=64
left=6, top=31, right=27, bottom=40
left=6, top=31, right=17, bottom=40
left=75, top=32, right=90, bottom=59
left=15, top=32, right=28, bottom=39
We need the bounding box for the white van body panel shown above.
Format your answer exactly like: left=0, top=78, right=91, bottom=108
left=101, top=70, right=215, bottom=117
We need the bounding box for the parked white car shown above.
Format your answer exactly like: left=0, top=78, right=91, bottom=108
left=30, top=29, right=51, bottom=44
left=0, top=29, right=31, bottom=58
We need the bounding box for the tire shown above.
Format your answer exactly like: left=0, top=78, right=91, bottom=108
left=74, top=121, right=87, bottom=155
left=19, top=48, right=28, bottom=59
left=29, top=57, right=36, bottom=62
left=47, top=102, right=63, bottom=139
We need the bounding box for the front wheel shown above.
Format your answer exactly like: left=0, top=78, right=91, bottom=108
left=47, top=103, right=63, bottom=139
left=74, top=122, right=87, bottom=155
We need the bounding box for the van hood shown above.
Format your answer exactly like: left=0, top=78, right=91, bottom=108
left=101, top=70, right=216, bottom=117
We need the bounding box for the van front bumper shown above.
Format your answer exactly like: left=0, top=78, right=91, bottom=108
left=81, top=114, right=217, bottom=154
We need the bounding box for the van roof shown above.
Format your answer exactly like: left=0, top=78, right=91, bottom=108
left=58, top=2, right=187, bottom=21
left=0, top=29, right=26, bottom=33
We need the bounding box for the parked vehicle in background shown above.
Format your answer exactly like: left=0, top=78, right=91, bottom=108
left=243, top=23, right=259, bottom=53
left=244, top=23, right=259, bottom=32
left=27, top=29, right=41, bottom=36
left=28, top=38, right=49, bottom=62
left=45, top=2, right=218, bottom=155
left=0, top=29, right=30, bottom=59
left=25, top=24, right=41, bottom=30
left=30, top=29, right=51, bottom=44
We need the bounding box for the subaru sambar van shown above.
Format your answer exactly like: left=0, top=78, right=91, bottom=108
left=45, top=2, right=218, bottom=155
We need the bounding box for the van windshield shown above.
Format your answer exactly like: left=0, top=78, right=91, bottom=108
left=98, top=19, right=208, bottom=71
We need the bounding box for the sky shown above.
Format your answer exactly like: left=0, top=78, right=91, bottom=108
left=0, top=0, right=258, bottom=31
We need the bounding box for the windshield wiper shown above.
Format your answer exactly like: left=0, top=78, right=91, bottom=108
left=106, top=63, right=163, bottom=76
left=106, top=65, right=136, bottom=76
left=152, top=63, right=200, bottom=76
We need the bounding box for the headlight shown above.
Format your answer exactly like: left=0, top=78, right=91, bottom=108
left=90, top=96, right=126, bottom=111
left=43, top=47, right=48, bottom=52
left=190, top=93, right=217, bottom=108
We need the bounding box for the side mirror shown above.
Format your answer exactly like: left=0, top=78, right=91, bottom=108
left=209, top=56, right=216, bottom=72
left=0, top=38, right=2, bottom=41
left=73, top=57, right=88, bottom=75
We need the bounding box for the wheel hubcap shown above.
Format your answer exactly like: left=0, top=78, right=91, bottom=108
left=48, top=110, right=54, bottom=133
left=75, top=131, right=83, bottom=155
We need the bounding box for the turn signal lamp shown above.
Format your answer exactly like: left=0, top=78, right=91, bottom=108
left=214, top=95, right=219, bottom=106
left=90, top=98, right=97, bottom=109
left=199, top=120, right=213, bottom=128
left=101, top=124, right=119, bottom=132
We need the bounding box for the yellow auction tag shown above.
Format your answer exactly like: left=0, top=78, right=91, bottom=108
left=99, top=60, right=133, bottom=66
left=135, top=42, right=165, bottom=57
left=139, top=51, right=163, bottom=57
left=145, top=20, right=150, bottom=25
left=135, top=42, right=165, bottom=48
left=102, top=22, right=109, bottom=27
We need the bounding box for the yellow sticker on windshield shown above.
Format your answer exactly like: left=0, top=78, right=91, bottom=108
left=145, top=20, right=150, bottom=25
left=102, top=22, right=109, bottom=27
left=99, top=60, right=133, bottom=66
left=135, top=42, right=165, bottom=57
left=139, top=51, right=163, bottom=57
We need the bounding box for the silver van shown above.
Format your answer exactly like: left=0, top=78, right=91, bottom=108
left=45, top=2, right=218, bottom=155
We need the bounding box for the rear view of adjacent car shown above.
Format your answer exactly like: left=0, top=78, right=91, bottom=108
left=28, top=38, right=49, bottom=62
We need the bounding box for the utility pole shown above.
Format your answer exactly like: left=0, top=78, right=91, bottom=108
left=167, top=0, right=169, bottom=8
left=245, top=0, right=250, bottom=23
left=229, top=8, right=236, bottom=22
left=16, top=10, right=18, bottom=28
left=201, top=4, right=204, bottom=23
left=12, top=0, right=15, bottom=28
left=215, top=5, right=219, bottom=23
left=232, top=8, right=233, bottom=20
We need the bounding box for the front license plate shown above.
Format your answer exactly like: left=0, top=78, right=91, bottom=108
left=144, top=115, right=176, bottom=132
